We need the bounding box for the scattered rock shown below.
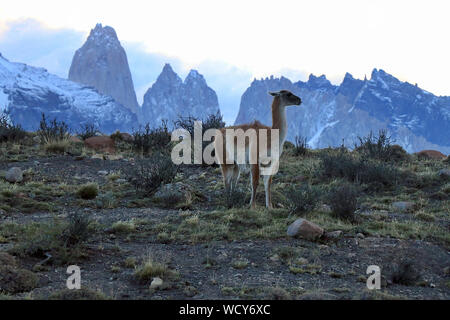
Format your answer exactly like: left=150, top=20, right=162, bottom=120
left=183, top=285, right=198, bottom=297
left=392, top=201, right=415, bottom=212
left=75, top=155, right=85, bottom=161
left=5, top=167, right=23, bottom=183
left=84, top=136, right=115, bottom=153
left=150, top=277, right=163, bottom=289
left=324, top=230, right=343, bottom=240
left=356, top=233, right=365, bottom=239
left=287, top=218, right=324, bottom=240
left=415, top=150, right=446, bottom=160
left=32, top=136, right=40, bottom=144
left=98, top=170, right=108, bottom=176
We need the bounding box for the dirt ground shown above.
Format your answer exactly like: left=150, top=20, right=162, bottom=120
left=1, top=150, right=449, bottom=300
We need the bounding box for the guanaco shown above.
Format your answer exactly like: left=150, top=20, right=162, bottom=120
left=214, top=90, right=302, bottom=208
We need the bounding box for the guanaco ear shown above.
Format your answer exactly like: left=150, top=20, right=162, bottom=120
left=269, top=91, right=280, bottom=97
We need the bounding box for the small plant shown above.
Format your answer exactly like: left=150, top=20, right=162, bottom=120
left=391, top=259, right=421, bottom=285
left=319, top=148, right=399, bottom=186
left=293, top=135, right=309, bottom=156
left=132, top=121, right=171, bottom=155
left=0, top=113, right=27, bottom=143
left=110, top=220, right=136, bottom=234
left=173, top=112, right=225, bottom=165
left=77, top=123, right=98, bottom=140
left=77, top=183, right=99, bottom=200
left=224, top=188, right=248, bottom=209
left=134, top=257, right=177, bottom=283
left=286, top=184, right=322, bottom=215
left=328, top=183, right=358, bottom=221
left=62, top=212, right=92, bottom=247
left=126, top=153, right=177, bottom=195
left=354, top=130, right=407, bottom=162
left=96, top=191, right=117, bottom=209
left=37, top=113, right=70, bottom=144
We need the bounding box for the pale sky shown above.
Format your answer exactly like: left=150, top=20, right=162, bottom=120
left=1, top=0, right=449, bottom=123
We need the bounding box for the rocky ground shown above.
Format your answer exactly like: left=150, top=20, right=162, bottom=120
left=0, top=136, right=449, bottom=300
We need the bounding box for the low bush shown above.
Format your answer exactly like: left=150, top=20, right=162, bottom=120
left=327, top=182, right=358, bottom=221
left=0, top=113, right=27, bottom=143
left=319, top=149, right=400, bottom=186
left=286, top=184, right=322, bottom=215
left=126, top=152, right=177, bottom=195
left=132, top=121, right=171, bottom=155
left=77, top=183, right=99, bottom=200
left=77, top=123, right=98, bottom=140
left=354, top=130, right=408, bottom=162
left=37, top=113, right=70, bottom=144
left=292, top=135, right=309, bottom=157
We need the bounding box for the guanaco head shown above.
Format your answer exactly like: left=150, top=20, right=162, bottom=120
left=269, top=90, right=302, bottom=107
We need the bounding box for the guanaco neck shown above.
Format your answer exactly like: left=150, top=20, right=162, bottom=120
left=271, top=96, right=287, bottom=147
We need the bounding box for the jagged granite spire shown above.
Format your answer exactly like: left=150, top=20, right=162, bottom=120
left=68, top=23, right=139, bottom=114
left=140, top=64, right=220, bottom=127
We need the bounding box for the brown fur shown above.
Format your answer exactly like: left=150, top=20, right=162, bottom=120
left=214, top=91, right=301, bottom=209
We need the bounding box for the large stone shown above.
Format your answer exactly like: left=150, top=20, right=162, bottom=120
left=5, top=167, right=23, bottom=183
left=84, top=136, right=115, bottom=153
left=287, top=218, right=324, bottom=240
left=416, top=150, right=447, bottom=160
left=150, top=277, right=163, bottom=290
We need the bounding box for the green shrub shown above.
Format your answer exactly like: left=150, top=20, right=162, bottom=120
left=132, top=121, right=171, bottom=155
left=354, top=130, right=408, bottom=162
left=173, top=112, right=225, bottom=165
left=391, top=259, right=421, bottom=285
left=77, top=183, right=99, bottom=200
left=77, top=123, right=98, bottom=140
left=286, top=184, right=322, bottom=215
left=328, top=183, right=358, bottom=220
left=49, top=288, right=108, bottom=300
left=319, top=149, right=399, bottom=186
left=0, top=113, right=27, bottom=143
left=62, top=212, right=92, bottom=246
left=37, top=113, right=70, bottom=144
left=126, top=153, right=177, bottom=195
left=293, top=135, right=309, bottom=157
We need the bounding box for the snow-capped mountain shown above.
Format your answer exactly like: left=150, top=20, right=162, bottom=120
left=235, top=70, right=450, bottom=154
left=68, top=24, right=139, bottom=114
left=141, top=64, right=221, bottom=127
left=0, top=53, right=137, bottom=133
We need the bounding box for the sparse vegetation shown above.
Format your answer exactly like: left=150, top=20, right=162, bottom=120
left=0, top=113, right=27, bottom=143
left=77, top=183, right=99, bottom=200
left=126, top=152, right=177, bottom=195
left=293, top=135, right=309, bottom=157
left=327, top=182, right=358, bottom=221
left=286, top=183, right=322, bottom=215
left=77, top=123, right=98, bottom=140
left=132, top=121, right=171, bottom=155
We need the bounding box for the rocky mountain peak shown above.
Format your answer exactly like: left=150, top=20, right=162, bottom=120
left=140, top=65, right=220, bottom=127
left=68, top=23, right=139, bottom=114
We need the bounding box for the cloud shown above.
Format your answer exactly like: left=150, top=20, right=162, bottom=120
left=0, top=19, right=85, bottom=78
left=0, top=19, right=314, bottom=125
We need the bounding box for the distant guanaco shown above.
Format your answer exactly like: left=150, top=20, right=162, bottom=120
left=214, top=90, right=302, bottom=208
